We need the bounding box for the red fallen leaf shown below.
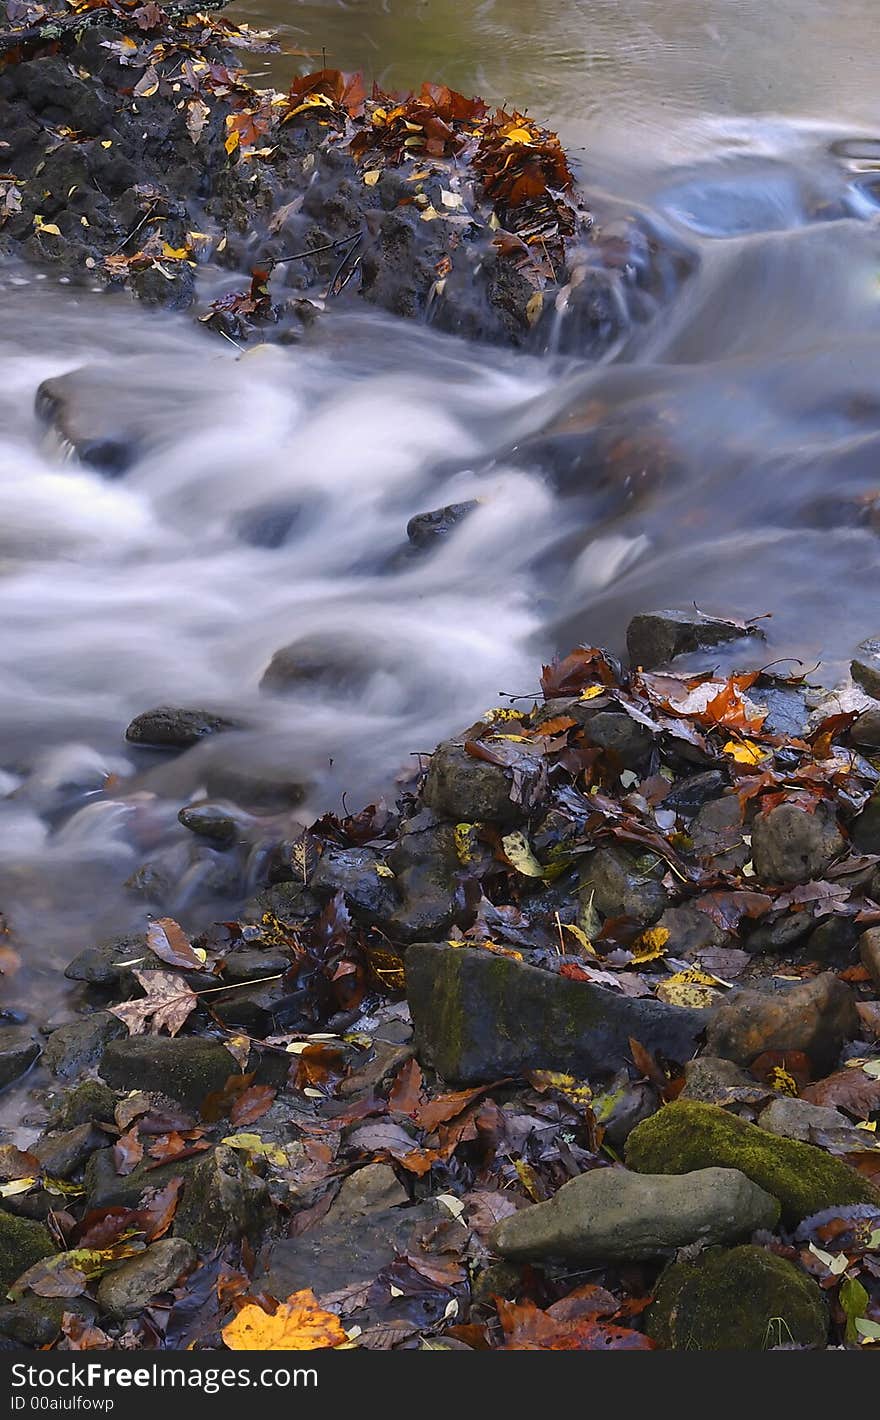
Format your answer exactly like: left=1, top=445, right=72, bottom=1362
left=73, top=1208, right=139, bottom=1251
left=809, top=711, right=860, bottom=760
left=146, top=917, right=206, bottom=971
left=628, top=1037, right=667, bottom=1092
left=546, top=1283, right=620, bottom=1324
left=287, top=67, right=366, bottom=119
left=693, top=890, right=773, bottom=932
left=137, top=1176, right=184, bottom=1241
left=388, top=1057, right=424, bottom=1114
left=230, top=1084, right=276, bottom=1126
left=443, top=1322, right=492, bottom=1350
left=801, top=1068, right=880, bottom=1117
left=293, top=1042, right=347, bottom=1091
left=113, top=1127, right=144, bottom=1176
left=750, top=1050, right=812, bottom=1092
left=147, top=1132, right=211, bottom=1164
left=840, top=964, right=872, bottom=984
left=496, top=1298, right=653, bottom=1350
left=541, top=647, right=617, bottom=699
left=201, top=1071, right=257, bottom=1122
left=559, top=960, right=594, bottom=982
left=410, top=1083, right=498, bottom=1132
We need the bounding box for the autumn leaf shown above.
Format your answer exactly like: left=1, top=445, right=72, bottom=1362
left=108, top=969, right=198, bottom=1037
left=222, top=1291, right=349, bottom=1350
left=655, top=968, right=721, bottom=1009
left=146, top=917, right=206, bottom=970
left=631, top=925, right=670, bottom=963
left=230, top=1084, right=276, bottom=1126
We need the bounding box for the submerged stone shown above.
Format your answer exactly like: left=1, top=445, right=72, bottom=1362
left=125, top=706, right=239, bottom=749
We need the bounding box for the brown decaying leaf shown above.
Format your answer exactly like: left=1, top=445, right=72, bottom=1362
left=113, top=1127, right=144, bottom=1176
left=801, top=1067, right=880, bottom=1118
left=230, top=1084, right=276, bottom=1126
left=146, top=917, right=205, bottom=970
left=496, top=1297, right=653, bottom=1350
left=108, top=969, right=198, bottom=1037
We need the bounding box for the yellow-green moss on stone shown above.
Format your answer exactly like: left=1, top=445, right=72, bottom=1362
left=626, top=1099, right=879, bottom=1225
left=0, top=1213, right=55, bottom=1292
left=646, top=1245, right=828, bottom=1350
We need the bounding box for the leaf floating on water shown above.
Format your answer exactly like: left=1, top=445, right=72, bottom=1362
left=222, top=1290, right=349, bottom=1350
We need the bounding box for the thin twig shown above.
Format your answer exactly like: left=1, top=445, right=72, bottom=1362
left=271, top=231, right=360, bottom=266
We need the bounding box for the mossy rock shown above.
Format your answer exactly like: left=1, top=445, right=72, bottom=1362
left=0, top=1213, right=55, bottom=1292
left=46, top=1079, right=117, bottom=1130
left=626, top=1100, right=879, bottom=1225
left=646, top=1245, right=828, bottom=1350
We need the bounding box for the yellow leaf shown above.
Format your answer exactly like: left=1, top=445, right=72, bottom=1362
left=454, top=822, right=479, bottom=867
left=579, top=685, right=605, bottom=701
left=501, top=831, right=545, bottom=878
left=631, top=926, right=670, bottom=963
left=420, top=204, right=439, bottom=220
left=528, top=1070, right=592, bottom=1107
left=375, top=862, right=395, bottom=878
left=504, top=126, right=534, bottom=145
left=656, top=968, right=720, bottom=1009
left=0, top=1177, right=37, bottom=1198
left=514, top=1158, right=543, bottom=1202
left=769, top=1065, right=798, bottom=1097
left=33, top=215, right=62, bottom=236
left=221, top=1133, right=287, bottom=1166
left=363, top=169, right=381, bottom=186
left=722, top=739, right=767, bottom=765
left=161, top=243, right=190, bottom=260
left=225, top=128, right=240, bottom=155
left=222, top=1291, right=348, bottom=1351
left=562, top=922, right=598, bottom=958
left=526, top=291, right=543, bottom=326
left=101, top=140, right=113, bottom=149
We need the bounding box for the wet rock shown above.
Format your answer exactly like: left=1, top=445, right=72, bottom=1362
left=64, top=933, right=166, bottom=991
left=259, top=1200, right=443, bottom=1300
left=744, top=910, right=814, bottom=955
left=757, top=1097, right=849, bottom=1142
left=259, top=635, right=373, bottom=696
left=84, top=1149, right=198, bottom=1210
left=663, top=770, right=728, bottom=817
left=178, top=803, right=239, bottom=845
left=0, top=1296, right=98, bottom=1348
left=0, top=1026, right=40, bottom=1090
left=96, top=1238, right=196, bottom=1319
left=689, top=795, right=750, bottom=873
left=626, top=610, right=757, bottom=670
left=125, top=706, right=239, bottom=749
left=421, top=739, right=547, bottom=826
left=599, top=1078, right=660, bottom=1148
left=218, top=949, right=292, bottom=985
left=748, top=681, right=810, bottom=738
left=310, top=847, right=399, bottom=923
left=705, top=972, right=858, bottom=1073
left=383, top=812, right=461, bottom=943
left=625, top=1099, right=878, bottom=1224
left=751, top=801, right=845, bottom=885
left=859, top=927, right=880, bottom=992
left=656, top=906, right=733, bottom=960
left=804, top=915, right=858, bottom=963
left=46, top=1079, right=116, bottom=1130
left=851, top=793, right=880, bottom=855
left=99, top=1036, right=238, bottom=1108
left=0, top=1214, right=54, bottom=1292
left=491, top=1166, right=778, bottom=1263
left=579, top=844, right=668, bottom=926
left=580, top=710, right=654, bottom=768
left=405, top=941, right=707, bottom=1085
left=337, top=1040, right=415, bottom=1098
left=406, top=500, right=478, bottom=549
left=210, top=978, right=293, bottom=1036
left=849, top=706, right=880, bottom=749
left=234, top=500, right=302, bottom=550
left=680, top=1055, right=758, bottom=1104
left=201, top=762, right=307, bottom=811
left=326, top=1163, right=408, bottom=1222
left=35, top=368, right=139, bottom=475
left=32, top=1123, right=107, bottom=1179
left=852, top=638, right=880, bottom=699
left=172, top=1145, right=269, bottom=1251
left=43, top=1012, right=124, bottom=1079
left=646, top=1245, right=828, bottom=1350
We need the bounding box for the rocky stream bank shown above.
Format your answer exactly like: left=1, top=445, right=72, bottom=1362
left=3, top=609, right=880, bottom=1350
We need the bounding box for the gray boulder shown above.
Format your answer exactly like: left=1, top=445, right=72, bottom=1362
left=96, top=1239, right=196, bottom=1319
left=405, top=941, right=708, bottom=1084
left=757, top=1097, right=850, bottom=1142
left=751, top=801, right=844, bottom=885
left=125, top=707, right=239, bottom=749
left=43, top=1013, right=124, bottom=1078
left=852, top=638, right=880, bottom=699
left=99, top=1036, right=238, bottom=1108
left=490, top=1166, right=779, bottom=1262
left=579, top=844, right=668, bottom=926
left=626, top=610, right=758, bottom=669
left=0, top=1026, right=40, bottom=1090
left=421, top=739, right=547, bottom=826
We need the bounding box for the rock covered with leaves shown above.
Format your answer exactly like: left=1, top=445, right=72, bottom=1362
left=5, top=611, right=880, bottom=1350
left=0, top=0, right=682, bottom=353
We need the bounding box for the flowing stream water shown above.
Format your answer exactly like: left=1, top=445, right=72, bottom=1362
left=3, top=0, right=880, bottom=1041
